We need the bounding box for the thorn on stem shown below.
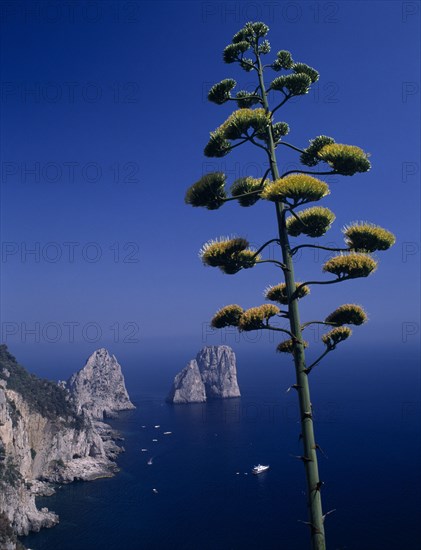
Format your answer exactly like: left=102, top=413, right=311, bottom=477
left=286, top=384, right=302, bottom=393
left=297, top=520, right=322, bottom=535
left=315, top=443, right=328, bottom=459
left=290, top=454, right=313, bottom=463
left=322, top=509, right=336, bottom=523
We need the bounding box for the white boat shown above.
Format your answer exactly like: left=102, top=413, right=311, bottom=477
left=163, top=431, right=172, bottom=435
left=147, top=458, right=153, bottom=465
left=152, top=488, right=158, bottom=494
left=252, top=464, right=270, bottom=475
left=154, top=425, right=160, bottom=428
left=141, top=449, right=148, bottom=452
left=152, top=439, right=158, bottom=442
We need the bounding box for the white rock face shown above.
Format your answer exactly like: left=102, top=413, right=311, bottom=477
left=0, top=345, right=134, bottom=547
left=197, top=345, right=240, bottom=399
left=166, top=360, right=206, bottom=404
left=67, top=348, right=135, bottom=419
left=167, top=346, right=240, bottom=403
left=0, top=386, right=115, bottom=537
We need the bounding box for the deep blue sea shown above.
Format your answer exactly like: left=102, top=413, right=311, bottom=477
left=21, top=346, right=421, bottom=550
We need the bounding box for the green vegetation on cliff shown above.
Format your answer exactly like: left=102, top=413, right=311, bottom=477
left=0, top=345, right=83, bottom=429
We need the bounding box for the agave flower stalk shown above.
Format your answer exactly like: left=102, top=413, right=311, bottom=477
left=253, top=33, right=329, bottom=550
left=185, top=21, right=395, bottom=550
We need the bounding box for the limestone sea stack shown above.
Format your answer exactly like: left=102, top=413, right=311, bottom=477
left=0, top=345, right=135, bottom=546
left=67, top=348, right=135, bottom=419
left=167, top=345, right=240, bottom=404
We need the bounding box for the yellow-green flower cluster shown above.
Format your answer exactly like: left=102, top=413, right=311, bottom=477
left=277, top=338, right=308, bottom=354
left=185, top=172, right=227, bottom=210
left=211, top=305, right=244, bottom=328
left=325, top=304, right=367, bottom=326
left=317, top=143, right=371, bottom=175
left=286, top=206, right=335, bottom=237
left=261, top=174, right=330, bottom=205
left=270, top=52, right=318, bottom=89
left=322, top=326, right=352, bottom=349
left=208, top=79, right=237, bottom=105
left=265, top=282, right=310, bottom=304
left=223, top=41, right=250, bottom=63
left=230, top=176, right=265, bottom=207
left=218, top=108, right=271, bottom=140
left=232, top=21, right=269, bottom=44
left=300, top=135, right=335, bottom=167
left=271, top=73, right=312, bottom=96
left=204, top=131, right=231, bottom=158
left=323, top=253, right=377, bottom=278
left=224, top=23, right=270, bottom=64
left=235, top=90, right=260, bottom=109
left=271, top=121, right=290, bottom=143
left=272, top=50, right=294, bottom=71
left=238, top=304, right=280, bottom=331
left=343, top=223, right=396, bottom=252
left=200, top=237, right=260, bottom=274
left=205, top=109, right=271, bottom=156
left=258, top=40, right=271, bottom=54
left=240, top=58, right=255, bottom=72
left=292, top=62, right=319, bottom=83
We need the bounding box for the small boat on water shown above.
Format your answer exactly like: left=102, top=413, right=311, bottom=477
left=163, top=431, right=172, bottom=435
left=147, top=458, right=153, bottom=465
left=154, top=425, right=160, bottom=428
left=152, top=439, right=158, bottom=442
left=141, top=449, right=148, bottom=452
left=152, top=488, right=158, bottom=494
left=252, top=464, right=270, bottom=475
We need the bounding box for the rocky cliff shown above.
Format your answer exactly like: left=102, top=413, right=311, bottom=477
left=167, top=345, right=240, bottom=403
left=66, top=348, right=135, bottom=419
left=0, top=345, right=134, bottom=549
left=166, top=360, right=207, bottom=404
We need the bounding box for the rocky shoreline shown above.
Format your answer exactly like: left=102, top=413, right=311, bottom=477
left=0, top=346, right=134, bottom=549
left=1, top=345, right=242, bottom=548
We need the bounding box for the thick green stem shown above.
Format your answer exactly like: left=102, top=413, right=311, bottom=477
left=255, top=46, right=326, bottom=550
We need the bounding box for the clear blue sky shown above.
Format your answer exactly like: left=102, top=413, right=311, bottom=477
left=0, top=1, right=420, bottom=371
